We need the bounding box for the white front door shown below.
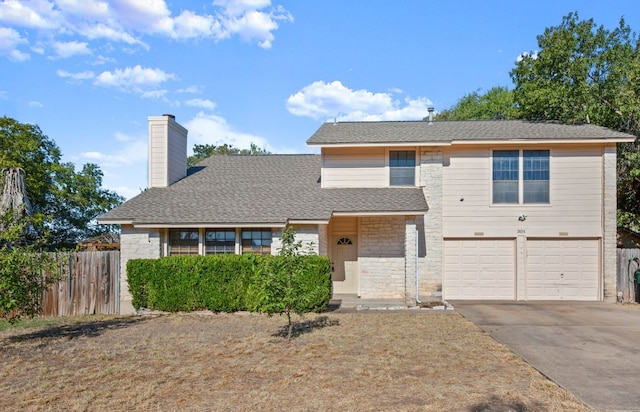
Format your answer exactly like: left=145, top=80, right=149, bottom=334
left=331, top=235, right=358, bottom=294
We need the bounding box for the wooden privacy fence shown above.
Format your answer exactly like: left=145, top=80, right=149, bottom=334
left=42, top=251, right=120, bottom=316
left=617, top=248, right=640, bottom=303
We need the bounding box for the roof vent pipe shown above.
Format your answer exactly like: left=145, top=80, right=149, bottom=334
left=427, top=107, right=435, bottom=125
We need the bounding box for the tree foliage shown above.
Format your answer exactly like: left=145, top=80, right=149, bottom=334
left=511, top=12, right=640, bottom=133
left=0, top=171, right=61, bottom=322
left=0, top=226, right=61, bottom=322
left=187, top=142, right=270, bottom=167
left=511, top=12, right=640, bottom=229
left=249, top=226, right=321, bottom=340
left=433, top=86, right=521, bottom=121
left=0, top=117, right=124, bottom=248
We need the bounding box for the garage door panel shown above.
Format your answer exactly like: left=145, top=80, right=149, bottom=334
left=526, top=239, right=599, bottom=301
left=444, top=239, right=515, bottom=300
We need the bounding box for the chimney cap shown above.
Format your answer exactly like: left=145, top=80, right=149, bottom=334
left=163, top=113, right=176, bottom=120
left=427, top=107, right=434, bottom=113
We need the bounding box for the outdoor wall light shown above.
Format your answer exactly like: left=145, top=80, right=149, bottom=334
left=518, top=213, right=527, bottom=221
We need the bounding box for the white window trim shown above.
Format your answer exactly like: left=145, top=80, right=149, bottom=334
left=491, top=148, right=551, bottom=206
left=386, top=147, right=418, bottom=187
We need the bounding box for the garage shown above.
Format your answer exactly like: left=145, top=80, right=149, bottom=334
left=444, top=239, right=516, bottom=300
left=526, top=239, right=600, bottom=300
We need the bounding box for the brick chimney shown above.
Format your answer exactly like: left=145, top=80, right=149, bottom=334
left=148, top=114, right=188, bottom=188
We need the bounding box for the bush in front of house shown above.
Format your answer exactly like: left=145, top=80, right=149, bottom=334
left=126, top=253, right=331, bottom=314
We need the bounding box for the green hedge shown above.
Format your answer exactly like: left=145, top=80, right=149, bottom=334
left=127, top=254, right=331, bottom=313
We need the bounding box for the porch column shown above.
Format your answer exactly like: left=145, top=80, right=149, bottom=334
left=405, top=217, right=418, bottom=305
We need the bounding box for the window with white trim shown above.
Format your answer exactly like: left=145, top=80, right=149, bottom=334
left=492, top=149, right=550, bottom=204
left=241, top=229, right=272, bottom=255
left=389, top=150, right=416, bottom=186
left=168, top=229, right=199, bottom=255
left=205, top=229, right=236, bottom=254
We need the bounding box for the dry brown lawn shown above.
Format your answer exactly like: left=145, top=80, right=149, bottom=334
left=0, top=310, right=590, bottom=412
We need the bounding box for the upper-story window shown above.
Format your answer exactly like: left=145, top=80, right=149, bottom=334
left=492, top=149, right=550, bottom=204
left=205, top=229, right=236, bottom=254
left=168, top=229, right=199, bottom=255
left=389, top=150, right=416, bottom=186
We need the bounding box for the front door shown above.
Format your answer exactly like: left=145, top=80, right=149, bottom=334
left=331, top=235, right=358, bottom=294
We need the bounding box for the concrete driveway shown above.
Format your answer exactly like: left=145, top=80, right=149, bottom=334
left=453, top=301, right=640, bottom=412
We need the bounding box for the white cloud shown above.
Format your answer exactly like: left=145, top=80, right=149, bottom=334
left=0, top=27, right=29, bottom=61
left=0, top=0, right=291, bottom=56
left=57, top=69, right=95, bottom=80
left=28, top=101, right=44, bottom=108
left=79, top=135, right=149, bottom=199
left=0, top=90, right=7, bottom=99
left=286, top=80, right=433, bottom=121
left=216, top=2, right=293, bottom=48
left=185, top=111, right=269, bottom=152
left=94, top=65, right=175, bottom=96
left=52, top=40, right=91, bottom=58
left=176, top=85, right=203, bottom=94
left=173, top=10, right=222, bottom=39
left=0, top=0, right=62, bottom=30
left=184, top=98, right=216, bottom=110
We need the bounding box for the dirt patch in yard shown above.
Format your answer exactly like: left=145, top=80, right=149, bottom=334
left=0, top=311, right=589, bottom=411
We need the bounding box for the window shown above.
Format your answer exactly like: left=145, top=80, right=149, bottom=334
left=523, top=150, right=550, bottom=203
left=493, top=150, right=519, bottom=203
left=205, top=229, right=236, bottom=254
left=390, top=150, right=416, bottom=186
left=492, top=150, right=550, bottom=204
left=241, top=229, right=272, bottom=255
left=168, top=229, right=199, bottom=255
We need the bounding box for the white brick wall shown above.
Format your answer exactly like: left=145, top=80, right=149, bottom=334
left=603, top=145, right=617, bottom=301
left=271, top=225, right=319, bottom=255
left=359, top=216, right=405, bottom=299
left=404, top=218, right=417, bottom=304
left=120, top=225, right=161, bottom=314
left=420, top=149, right=444, bottom=300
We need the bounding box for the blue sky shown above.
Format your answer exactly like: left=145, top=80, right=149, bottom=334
left=1, top=1, right=638, bottom=199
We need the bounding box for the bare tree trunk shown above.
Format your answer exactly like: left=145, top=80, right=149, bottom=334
left=1, top=168, right=32, bottom=217
left=1, top=167, right=36, bottom=240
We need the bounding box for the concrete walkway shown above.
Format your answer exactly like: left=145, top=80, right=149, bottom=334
left=453, top=301, right=640, bottom=412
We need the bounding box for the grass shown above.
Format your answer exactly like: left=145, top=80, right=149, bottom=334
left=0, top=311, right=590, bottom=411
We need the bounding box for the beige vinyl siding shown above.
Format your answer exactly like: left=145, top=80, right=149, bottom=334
left=442, top=144, right=604, bottom=238
left=322, top=147, right=386, bottom=188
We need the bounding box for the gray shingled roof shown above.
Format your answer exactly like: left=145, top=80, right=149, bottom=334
left=307, top=120, right=637, bottom=145
left=99, top=154, right=427, bottom=225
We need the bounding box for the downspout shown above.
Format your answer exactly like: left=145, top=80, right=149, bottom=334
left=415, top=228, right=421, bottom=304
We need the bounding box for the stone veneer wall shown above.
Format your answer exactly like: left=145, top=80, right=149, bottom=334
left=359, top=216, right=406, bottom=299
left=120, top=225, right=161, bottom=314
left=420, top=149, right=444, bottom=300
left=603, top=145, right=617, bottom=301
left=271, top=225, right=320, bottom=255
left=404, top=217, right=418, bottom=305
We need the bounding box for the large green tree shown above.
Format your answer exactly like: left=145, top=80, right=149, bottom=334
left=0, top=117, right=124, bottom=248
left=511, top=12, right=640, bottom=229
left=187, top=142, right=270, bottom=167
left=433, top=86, right=521, bottom=121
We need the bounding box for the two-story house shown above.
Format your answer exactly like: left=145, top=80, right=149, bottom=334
left=99, top=114, right=635, bottom=314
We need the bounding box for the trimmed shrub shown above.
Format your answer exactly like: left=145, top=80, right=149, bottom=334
left=126, top=254, right=330, bottom=314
